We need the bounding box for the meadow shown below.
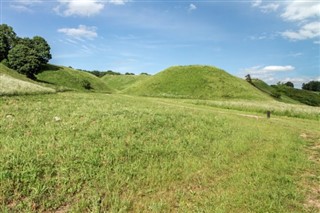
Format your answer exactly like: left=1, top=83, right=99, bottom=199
left=0, top=92, right=319, bottom=212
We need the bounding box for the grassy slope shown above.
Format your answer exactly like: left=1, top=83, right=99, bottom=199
left=36, top=65, right=113, bottom=93
left=0, top=64, right=55, bottom=96
left=124, top=65, right=271, bottom=100
left=252, top=79, right=320, bottom=106
left=101, top=75, right=151, bottom=91
left=0, top=93, right=319, bottom=212
left=275, top=85, right=320, bottom=106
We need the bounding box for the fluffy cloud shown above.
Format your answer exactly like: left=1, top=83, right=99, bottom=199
left=280, top=1, right=320, bottom=42
left=54, top=0, right=104, bottom=16
left=188, top=4, right=197, bottom=12
left=244, top=65, right=295, bottom=74
left=54, top=0, right=130, bottom=16
left=58, top=25, right=98, bottom=40
left=281, top=1, right=320, bottom=21
left=282, top=22, right=320, bottom=40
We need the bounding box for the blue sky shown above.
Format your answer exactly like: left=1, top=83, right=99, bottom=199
left=2, top=0, right=320, bottom=87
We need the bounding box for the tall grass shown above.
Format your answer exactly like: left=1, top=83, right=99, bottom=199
left=188, top=99, right=320, bottom=120
left=0, top=74, right=55, bottom=96
left=0, top=93, right=319, bottom=212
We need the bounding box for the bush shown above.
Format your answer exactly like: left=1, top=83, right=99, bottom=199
left=81, top=80, right=92, bottom=90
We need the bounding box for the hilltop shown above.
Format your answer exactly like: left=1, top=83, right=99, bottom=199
left=124, top=65, right=271, bottom=100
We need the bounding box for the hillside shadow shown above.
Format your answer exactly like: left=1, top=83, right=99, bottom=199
left=38, top=64, right=62, bottom=74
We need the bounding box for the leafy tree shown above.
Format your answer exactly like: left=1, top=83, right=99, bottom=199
left=0, top=24, right=52, bottom=78
left=17, top=36, right=51, bottom=64
left=284, top=81, right=294, bottom=88
left=0, top=24, right=17, bottom=61
left=302, top=81, right=320, bottom=92
left=7, top=44, right=41, bottom=79
left=32, top=36, right=52, bottom=64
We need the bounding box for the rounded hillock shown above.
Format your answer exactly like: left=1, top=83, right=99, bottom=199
left=124, top=65, right=271, bottom=100
left=36, top=66, right=113, bottom=93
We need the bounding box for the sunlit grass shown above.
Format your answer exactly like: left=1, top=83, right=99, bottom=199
left=0, top=74, right=55, bottom=96
left=0, top=93, right=319, bottom=212
left=187, top=99, right=320, bottom=120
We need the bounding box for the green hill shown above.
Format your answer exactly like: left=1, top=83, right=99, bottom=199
left=251, top=79, right=320, bottom=106
left=36, top=65, right=113, bottom=93
left=101, top=75, right=151, bottom=91
left=124, top=65, right=271, bottom=100
left=0, top=64, right=55, bottom=96
left=251, top=79, right=300, bottom=104
left=274, top=85, right=320, bottom=106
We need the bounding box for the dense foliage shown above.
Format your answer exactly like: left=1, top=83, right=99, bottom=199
left=0, top=24, right=51, bottom=79
left=302, top=81, right=320, bottom=92
left=0, top=24, right=17, bottom=61
left=272, top=84, right=320, bottom=106
left=284, top=81, right=294, bottom=88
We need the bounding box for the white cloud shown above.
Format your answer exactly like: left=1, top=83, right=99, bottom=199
left=54, top=0, right=104, bottom=17
left=244, top=65, right=295, bottom=74
left=251, top=0, right=279, bottom=13
left=281, top=1, right=320, bottom=21
left=282, top=21, right=320, bottom=41
left=280, top=1, right=320, bottom=43
left=251, top=0, right=262, bottom=7
left=58, top=25, right=98, bottom=40
left=54, top=0, right=129, bottom=17
left=188, top=4, right=197, bottom=12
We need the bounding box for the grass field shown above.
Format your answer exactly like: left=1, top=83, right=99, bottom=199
left=1, top=92, right=319, bottom=212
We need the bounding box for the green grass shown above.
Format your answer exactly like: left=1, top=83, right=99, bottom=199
left=101, top=75, right=151, bottom=91
left=36, top=65, right=113, bottom=93
left=274, top=85, right=320, bottom=106
left=251, top=79, right=320, bottom=106
left=186, top=98, right=320, bottom=120
left=1, top=92, right=319, bottom=212
left=124, top=65, right=272, bottom=100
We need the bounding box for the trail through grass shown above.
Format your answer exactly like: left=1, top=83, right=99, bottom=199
left=0, top=93, right=319, bottom=212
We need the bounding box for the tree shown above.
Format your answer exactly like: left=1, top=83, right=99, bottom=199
left=7, top=44, right=41, bottom=79
left=302, top=81, right=320, bottom=92
left=0, top=24, right=17, bottom=61
left=245, top=74, right=252, bottom=83
left=32, top=36, right=52, bottom=64
left=17, top=36, right=52, bottom=64
left=284, top=81, right=294, bottom=88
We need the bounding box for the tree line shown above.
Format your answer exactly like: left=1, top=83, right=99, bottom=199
left=0, top=24, right=51, bottom=79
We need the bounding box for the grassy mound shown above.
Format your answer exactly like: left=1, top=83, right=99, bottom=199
left=36, top=65, right=113, bottom=93
left=0, top=64, right=56, bottom=96
left=124, top=65, right=271, bottom=100
left=101, top=75, right=151, bottom=91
